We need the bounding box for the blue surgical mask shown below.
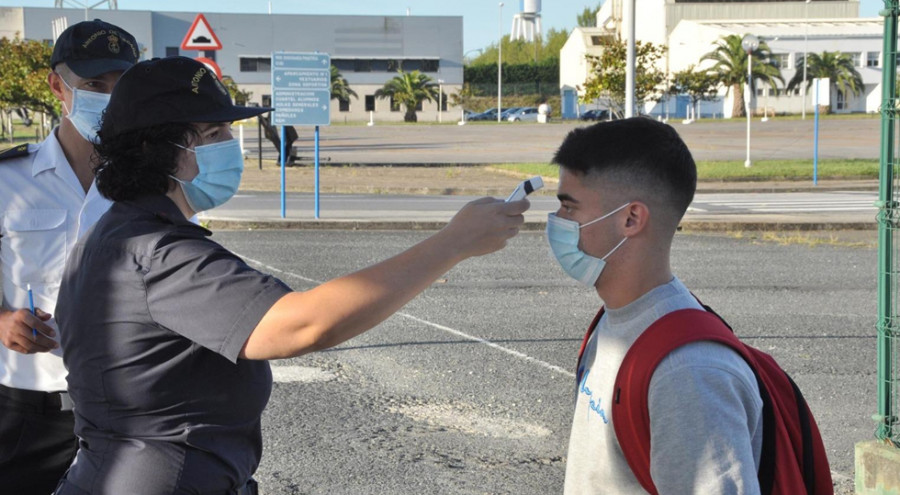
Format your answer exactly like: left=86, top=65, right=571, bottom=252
left=60, top=77, right=110, bottom=144
left=546, top=203, right=629, bottom=287
left=169, top=138, right=244, bottom=212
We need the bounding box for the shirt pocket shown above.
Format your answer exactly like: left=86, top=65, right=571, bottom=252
left=1, top=209, right=68, bottom=284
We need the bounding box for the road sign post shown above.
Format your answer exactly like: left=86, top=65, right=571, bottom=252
left=271, top=51, right=331, bottom=219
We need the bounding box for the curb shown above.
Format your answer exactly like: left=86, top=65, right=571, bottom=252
left=203, top=219, right=878, bottom=232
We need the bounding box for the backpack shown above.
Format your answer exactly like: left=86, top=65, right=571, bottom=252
left=575, top=302, right=833, bottom=495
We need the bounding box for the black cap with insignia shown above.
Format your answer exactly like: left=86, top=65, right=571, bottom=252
left=102, top=56, right=273, bottom=136
left=50, top=19, right=139, bottom=78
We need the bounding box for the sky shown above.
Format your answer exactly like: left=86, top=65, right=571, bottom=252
left=0, top=0, right=885, bottom=54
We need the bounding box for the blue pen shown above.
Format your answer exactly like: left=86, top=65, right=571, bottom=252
left=27, top=283, right=36, bottom=340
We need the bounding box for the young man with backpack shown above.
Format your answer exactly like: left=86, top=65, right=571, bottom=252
left=549, top=118, right=831, bottom=494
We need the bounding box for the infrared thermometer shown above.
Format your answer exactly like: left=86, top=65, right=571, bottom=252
left=506, top=176, right=544, bottom=202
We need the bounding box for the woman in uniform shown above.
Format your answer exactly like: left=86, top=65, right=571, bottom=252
left=54, top=56, right=528, bottom=494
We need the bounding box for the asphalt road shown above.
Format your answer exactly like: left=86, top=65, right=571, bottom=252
left=207, top=229, right=875, bottom=494
left=201, top=190, right=879, bottom=228
left=237, top=117, right=880, bottom=165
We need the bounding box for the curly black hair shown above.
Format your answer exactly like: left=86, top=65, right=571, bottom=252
left=93, top=118, right=199, bottom=202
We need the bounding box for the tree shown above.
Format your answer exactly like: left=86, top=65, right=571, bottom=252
left=0, top=35, right=59, bottom=118
left=469, top=28, right=570, bottom=66
left=670, top=65, right=719, bottom=119
left=580, top=36, right=667, bottom=117
left=220, top=75, right=252, bottom=106
left=701, top=34, right=783, bottom=118
left=330, top=65, right=357, bottom=102
left=375, top=70, right=439, bottom=122
left=787, top=51, right=865, bottom=106
left=577, top=3, right=603, bottom=28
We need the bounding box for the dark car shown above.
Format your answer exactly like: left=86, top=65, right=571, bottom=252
left=580, top=109, right=610, bottom=121
left=468, top=108, right=500, bottom=121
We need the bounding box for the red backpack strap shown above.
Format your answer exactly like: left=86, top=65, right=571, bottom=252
left=576, top=307, right=605, bottom=385
left=611, top=309, right=743, bottom=495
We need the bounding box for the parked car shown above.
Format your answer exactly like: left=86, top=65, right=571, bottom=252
left=468, top=108, right=500, bottom=121
left=499, top=107, right=522, bottom=120
left=507, top=107, right=539, bottom=122
left=580, top=109, right=610, bottom=121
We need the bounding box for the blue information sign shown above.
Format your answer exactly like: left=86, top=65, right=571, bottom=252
left=271, top=52, right=331, bottom=126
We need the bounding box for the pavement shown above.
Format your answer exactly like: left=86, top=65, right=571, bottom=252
left=201, top=119, right=884, bottom=234
left=199, top=178, right=882, bottom=235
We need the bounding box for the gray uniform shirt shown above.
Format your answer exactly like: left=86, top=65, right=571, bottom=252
left=564, top=277, right=764, bottom=495
left=55, top=195, right=292, bottom=494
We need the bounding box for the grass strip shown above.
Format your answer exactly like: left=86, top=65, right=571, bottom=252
left=491, top=159, right=879, bottom=181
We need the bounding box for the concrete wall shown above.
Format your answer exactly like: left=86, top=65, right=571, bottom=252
left=6, top=7, right=463, bottom=123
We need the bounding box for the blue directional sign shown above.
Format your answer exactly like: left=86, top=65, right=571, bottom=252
left=271, top=52, right=330, bottom=126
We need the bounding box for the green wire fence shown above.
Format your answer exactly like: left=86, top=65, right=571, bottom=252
left=876, top=0, right=900, bottom=447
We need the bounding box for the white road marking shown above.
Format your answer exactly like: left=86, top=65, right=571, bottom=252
left=271, top=365, right=336, bottom=383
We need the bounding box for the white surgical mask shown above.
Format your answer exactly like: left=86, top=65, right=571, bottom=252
left=60, top=77, right=110, bottom=144
left=169, top=139, right=244, bottom=212
left=546, top=203, right=629, bottom=287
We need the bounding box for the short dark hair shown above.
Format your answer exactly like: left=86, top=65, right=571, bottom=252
left=552, top=117, right=697, bottom=217
left=94, top=120, right=198, bottom=202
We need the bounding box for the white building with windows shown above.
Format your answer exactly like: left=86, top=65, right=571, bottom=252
left=0, top=7, right=462, bottom=123
left=668, top=17, right=883, bottom=117
left=559, top=0, right=880, bottom=119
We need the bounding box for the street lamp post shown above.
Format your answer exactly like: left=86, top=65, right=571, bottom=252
left=742, top=34, right=759, bottom=168
left=498, top=2, right=504, bottom=123
left=438, top=79, right=444, bottom=123
left=803, top=0, right=810, bottom=120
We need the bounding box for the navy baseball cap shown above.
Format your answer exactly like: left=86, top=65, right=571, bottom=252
left=102, top=57, right=273, bottom=136
left=50, top=19, right=139, bottom=78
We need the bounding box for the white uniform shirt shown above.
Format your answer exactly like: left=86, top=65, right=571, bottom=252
left=0, top=130, right=112, bottom=392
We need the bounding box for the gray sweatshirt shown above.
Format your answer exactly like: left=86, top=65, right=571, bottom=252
left=564, top=277, right=763, bottom=495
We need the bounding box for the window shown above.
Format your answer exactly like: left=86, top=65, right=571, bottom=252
left=203, top=50, right=216, bottom=62
left=867, top=51, right=880, bottom=67
left=590, top=35, right=603, bottom=45
left=849, top=52, right=862, bottom=67
left=166, top=46, right=179, bottom=57
left=339, top=98, right=350, bottom=112
left=365, top=95, right=375, bottom=112
left=422, top=59, right=439, bottom=72
left=354, top=60, right=372, bottom=72
left=261, top=95, right=271, bottom=107
left=771, top=53, right=789, bottom=69
left=387, top=59, right=402, bottom=72
left=240, top=57, right=271, bottom=72
left=440, top=93, right=447, bottom=111
left=415, top=100, right=423, bottom=111
left=390, top=96, right=401, bottom=112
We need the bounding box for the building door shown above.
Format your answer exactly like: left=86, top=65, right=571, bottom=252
left=562, top=88, right=577, bottom=120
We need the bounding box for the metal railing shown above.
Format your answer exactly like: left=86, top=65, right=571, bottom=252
left=876, top=0, right=900, bottom=447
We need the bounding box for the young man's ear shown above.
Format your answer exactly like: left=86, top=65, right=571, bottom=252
left=623, top=201, right=650, bottom=236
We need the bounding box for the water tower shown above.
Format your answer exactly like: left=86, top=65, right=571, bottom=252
left=511, top=0, right=542, bottom=42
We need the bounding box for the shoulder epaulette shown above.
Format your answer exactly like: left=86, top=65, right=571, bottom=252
left=0, top=144, right=31, bottom=162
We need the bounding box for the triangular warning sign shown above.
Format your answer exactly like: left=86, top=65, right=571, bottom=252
left=181, top=14, right=223, bottom=51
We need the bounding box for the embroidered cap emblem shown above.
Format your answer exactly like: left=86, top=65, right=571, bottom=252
left=107, top=32, right=120, bottom=54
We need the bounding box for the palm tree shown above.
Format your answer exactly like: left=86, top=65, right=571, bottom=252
left=701, top=34, right=783, bottom=118
left=330, top=65, right=357, bottom=103
left=787, top=52, right=865, bottom=110
left=375, top=70, right=439, bottom=122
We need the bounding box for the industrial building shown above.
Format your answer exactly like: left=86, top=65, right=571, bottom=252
left=559, top=0, right=880, bottom=119
left=0, top=6, right=463, bottom=123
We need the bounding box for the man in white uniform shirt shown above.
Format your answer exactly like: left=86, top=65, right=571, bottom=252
left=0, top=19, right=139, bottom=494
